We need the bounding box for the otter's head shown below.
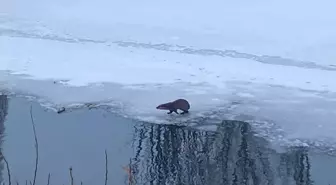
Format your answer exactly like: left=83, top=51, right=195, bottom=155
left=156, top=103, right=170, bottom=110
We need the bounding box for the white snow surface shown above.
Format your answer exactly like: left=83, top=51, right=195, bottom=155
left=1, top=0, right=336, bottom=149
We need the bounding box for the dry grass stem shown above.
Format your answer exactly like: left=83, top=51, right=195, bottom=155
left=105, top=150, right=108, bottom=185
left=47, top=173, right=51, bottom=185
left=128, top=158, right=132, bottom=185
left=69, top=167, right=74, bottom=185
left=29, top=105, right=39, bottom=185
left=1, top=152, right=12, bottom=185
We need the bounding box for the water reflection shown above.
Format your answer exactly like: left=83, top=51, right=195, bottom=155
left=0, top=96, right=334, bottom=185
left=0, top=95, right=8, bottom=183
left=278, top=147, right=314, bottom=185
left=130, top=121, right=315, bottom=185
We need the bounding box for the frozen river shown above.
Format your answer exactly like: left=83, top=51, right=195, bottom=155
left=2, top=0, right=336, bottom=183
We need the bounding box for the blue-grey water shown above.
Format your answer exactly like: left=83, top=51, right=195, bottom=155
left=0, top=94, right=336, bottom=185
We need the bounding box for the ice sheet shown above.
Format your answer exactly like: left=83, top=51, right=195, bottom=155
left=2, top=1, right=336, bottom=150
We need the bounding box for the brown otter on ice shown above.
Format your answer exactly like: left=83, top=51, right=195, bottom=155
left=156, top=99, right=190, bottom=114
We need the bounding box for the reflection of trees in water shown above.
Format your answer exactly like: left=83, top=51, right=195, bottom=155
left=131, top=124, right=215, bottom=185
left=0, top=95, right=9, bottom=184
left=131, top=120, right=314, bottom=185
left=278, top=147, right=314, bottom=185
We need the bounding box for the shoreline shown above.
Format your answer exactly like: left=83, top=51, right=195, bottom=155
left=2, top=92, right=336, bottom=157
left=1, top=70, right=336, bottom=153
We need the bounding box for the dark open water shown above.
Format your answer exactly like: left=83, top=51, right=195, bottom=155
left=0, top=94, right=335, bottom=185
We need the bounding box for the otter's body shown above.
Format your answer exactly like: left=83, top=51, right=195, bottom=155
left=156, top=99, right=190, bottom=114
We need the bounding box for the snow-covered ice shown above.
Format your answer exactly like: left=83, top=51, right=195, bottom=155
left=1, top=0, right=336, bottom=150
left=9, top=0, right=336, bottom=65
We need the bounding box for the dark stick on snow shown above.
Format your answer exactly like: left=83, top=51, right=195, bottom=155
left=47, top=173, right=51, bottom=185
left=30, top=105, right=39, bottom=185
left=104, top=150, right=108, bottom=185
left=57, top=107, right=65, bottom=114
left=1, top=152, right=12, bottom=185
left=69, top=167, right=74, bottom=185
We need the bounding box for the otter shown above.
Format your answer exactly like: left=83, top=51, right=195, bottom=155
left=156, top=99, right=190, bottom=114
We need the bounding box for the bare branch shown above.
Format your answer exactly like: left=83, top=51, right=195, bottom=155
left=104, top=150, right=108, bottom=185
left=69, top=167, right=74, bottom=185
left=29, top=105, right=39, bottom=185
left=0, top=152, right=12, bottom=185
left=47, top=173, right=50, bottom=185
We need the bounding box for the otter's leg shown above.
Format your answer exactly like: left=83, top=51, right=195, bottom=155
left=167, top=110, right=173, bottom=114
left=181, top=110, right=189, bottom=114
left=173, top=110, right=179, bottom=114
